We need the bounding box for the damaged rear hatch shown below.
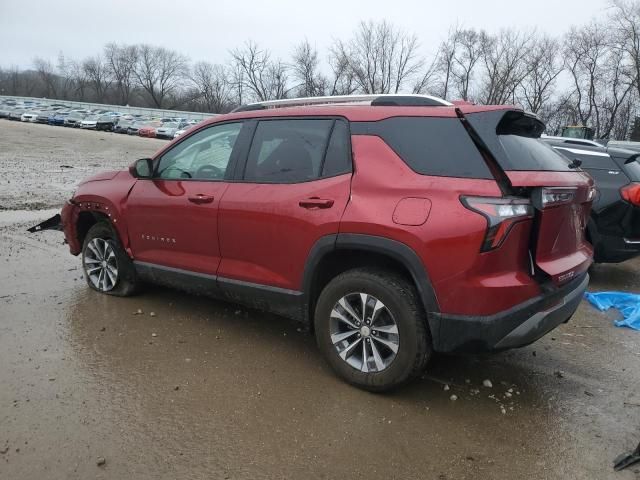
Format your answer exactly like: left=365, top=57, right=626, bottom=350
left=462, top=108, right=594, bottom=285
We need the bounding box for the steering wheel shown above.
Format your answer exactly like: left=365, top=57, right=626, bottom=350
left=195, top=164, right=223, bottom=179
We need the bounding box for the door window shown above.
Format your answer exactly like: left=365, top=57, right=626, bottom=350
left=243, top=119, right=335, bottom=183
left=156, top=122, right=242, bottom=180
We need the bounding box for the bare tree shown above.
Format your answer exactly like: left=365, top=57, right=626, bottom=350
left=478, top=29, right=534, bottom=105
left=610, top=0, right=640, bottom=99
left=564, top=22, right=634, bottom=137
left=330, top=20, right=424, bottom=94
left=230, top=41, right=290, bottom=102
left=432, top=27, right=461, bottom=99
left=411, top=55, right=440, bottom=95
left=190, top=61, right=232, bottom=113
left=327, top=45, right=357, bottom=95
left=518, top=36, right=563, bottom=113
left=291, top=40, right=326, bottom=97
left=82, top=55, right=112, bottom=103
left=133, top=44, right=188, bottom=108
left=451, top=29, right=483, bottom=100
left=33, top=57, right=58, bottom=98
left=104, top=43, right=137, bottom=105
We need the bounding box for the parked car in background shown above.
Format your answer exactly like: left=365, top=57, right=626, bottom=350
left=138, top=121, right=162, bottom=138
left=96, top=115, right=117, bottom=131
left=0, top=106, right=15, bottom=118
left=173, top=126, right=190, bottom=139
left=80, top=115, right=100, bottom=129
left=543, top=136, right=640, bottom=263
left=127, top=120, right=150, bottom=135
left=64, top=112, right=86, bottom=127
left=9, top=109, right=25, bottom=121
left=155, top=121, right=188, bottom=139
left=35, top=94, right=595, bottom=391
left=49, top=112, right=69, bottom=126
left=21, top=110, right=39, bottom=122
left=114, top=118, right=134, bottom=134
left=36, top=111, right=52, bottom=123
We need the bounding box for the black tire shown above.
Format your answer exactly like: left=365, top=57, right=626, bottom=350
left=314, top=268, right=432, bottom=392
left=82, top=222, right=138, bottom=296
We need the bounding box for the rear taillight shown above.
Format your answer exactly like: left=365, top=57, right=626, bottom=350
left=533, top=187, right=577, bottom=209
left=621, top=183, right=640, bottom=206
left=461, top=196, right=534, bottom=251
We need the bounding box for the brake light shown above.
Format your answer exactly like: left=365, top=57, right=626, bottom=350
left=621, top=183, right=640, bottom=206
left=536, top=187, right=576, bottom=208
left=461, top=196, right=534, bottom=251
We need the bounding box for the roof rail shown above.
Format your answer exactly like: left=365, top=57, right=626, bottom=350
left=231, top=94, right=452, bottom=112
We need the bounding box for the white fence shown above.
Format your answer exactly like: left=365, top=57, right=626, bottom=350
left=0, top=95, right=215, bottom=121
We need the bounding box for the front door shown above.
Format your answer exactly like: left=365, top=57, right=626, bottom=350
left=126, top=121, right=244, bottom=275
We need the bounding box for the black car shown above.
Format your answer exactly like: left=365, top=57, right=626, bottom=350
left=113, top=118, right=133, bottom=134
left=543, top=136, right=640, bottom=262
left=96, top=115, right=117, bottom=131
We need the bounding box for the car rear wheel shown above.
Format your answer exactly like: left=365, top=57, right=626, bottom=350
left=314, top=268, right=432, bottom=392
left=82, top=222, right=138, bottom=296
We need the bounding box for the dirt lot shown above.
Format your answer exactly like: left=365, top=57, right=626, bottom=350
left=1, top=120, right=639, bottom=479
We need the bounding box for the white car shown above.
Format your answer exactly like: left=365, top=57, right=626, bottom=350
left=80, top=115, right=99, bottom=129
left=21, top=111, right=39, bottom=122
left=173, top=127, right=190, bottom=139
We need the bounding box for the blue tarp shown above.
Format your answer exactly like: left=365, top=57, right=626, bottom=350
left=584, top=292, right=640, bottom=331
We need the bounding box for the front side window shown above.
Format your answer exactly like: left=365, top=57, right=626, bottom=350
left=244, top=119, right=334, bottom=183
left=156, top=122, right=242, bottom=180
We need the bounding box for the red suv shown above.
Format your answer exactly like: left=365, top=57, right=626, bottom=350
left=36, top=94, right=595, bottom=391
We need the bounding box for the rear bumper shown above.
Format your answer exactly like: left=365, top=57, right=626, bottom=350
left=433, top=273, right=588, bottom=353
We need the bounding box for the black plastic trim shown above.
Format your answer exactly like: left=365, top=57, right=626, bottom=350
left=134, top=261, right=306, bottom=321
left=135, top=261, right=220, bottom=297
left=433, top=273, right=588, bottom=353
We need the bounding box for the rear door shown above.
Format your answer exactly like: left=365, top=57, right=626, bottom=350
left=126, top=121, right=244, bottom=275
left=465, top=110, right=594, bottom=284
left=217, top=118, right=352, bottom=291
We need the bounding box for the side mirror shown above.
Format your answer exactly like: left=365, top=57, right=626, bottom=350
left=129, top=158, right=153, bottom=178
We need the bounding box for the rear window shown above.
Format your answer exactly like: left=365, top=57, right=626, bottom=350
left=499, top=136, right=573, bottom=171
left=351, top=117, right=492, bottom=179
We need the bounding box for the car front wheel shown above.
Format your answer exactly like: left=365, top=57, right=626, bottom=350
left=82, top=222, right=138, bottom=296
left=314, top=268, right=431, bottom=392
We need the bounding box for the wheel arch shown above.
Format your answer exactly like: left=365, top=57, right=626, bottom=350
left=302, top=233, right=440, bottom=337
left=76, top=211, right=123, bottom=252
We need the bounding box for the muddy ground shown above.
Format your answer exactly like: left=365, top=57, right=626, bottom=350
left=1, top=120, right=639, bottom=479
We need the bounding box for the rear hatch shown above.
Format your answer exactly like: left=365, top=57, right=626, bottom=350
left=462, top=108, right=594, bottom=285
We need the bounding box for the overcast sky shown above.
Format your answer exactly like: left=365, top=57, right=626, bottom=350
left=0, top=0, right=610, bottom=69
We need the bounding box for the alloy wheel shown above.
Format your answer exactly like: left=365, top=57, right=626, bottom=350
left=329, top=293, right=400, bottom=373
left=83, top=238, right=118, bottom=292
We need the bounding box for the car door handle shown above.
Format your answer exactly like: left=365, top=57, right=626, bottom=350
left=188, top=194, right=215, bottom=204
left=299, top=198, right=334, bottom=209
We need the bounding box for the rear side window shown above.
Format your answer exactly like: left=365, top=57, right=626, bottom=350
left=499, top=136, right=573, bottom=171
left=351, top=117, right=492, bottom=179
left=244, top=119, right=334, bottom=183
